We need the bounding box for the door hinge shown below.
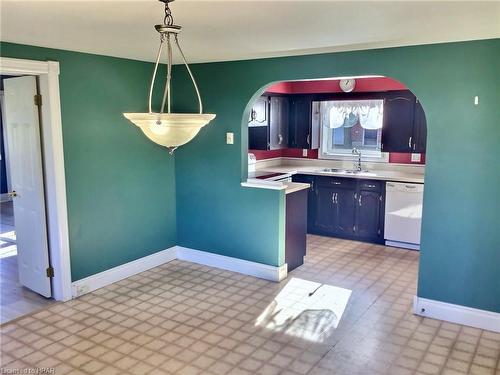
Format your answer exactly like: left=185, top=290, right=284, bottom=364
left=46, top=266, right=54, bottom=278
left=34, top=94, right=42, bottom=106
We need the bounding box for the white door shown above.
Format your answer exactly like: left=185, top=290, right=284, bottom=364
left=3, top=76, right=51, bottom=297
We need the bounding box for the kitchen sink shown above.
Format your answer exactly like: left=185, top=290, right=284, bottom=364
left=317, top=168, right=345, bottom=173
left=345, top=169, right=371, bottom=174
left=317, top=168, right=372, bottom=175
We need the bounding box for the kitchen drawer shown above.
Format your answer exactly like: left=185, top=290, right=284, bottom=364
left=358, top=180, right=383, bottom=192
left=316, top=176, right=356, bottom=189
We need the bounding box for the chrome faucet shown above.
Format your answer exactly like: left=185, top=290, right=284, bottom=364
left=352, top=148, right=362, bottom=172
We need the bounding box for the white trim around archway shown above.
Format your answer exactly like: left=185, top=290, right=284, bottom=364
left=0, top=57, right=72, bottom=301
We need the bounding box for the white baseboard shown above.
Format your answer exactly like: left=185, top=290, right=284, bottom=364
left=385, top=240, right=420, bottom=251
left=175, top=246, right=288, bottom=282
left=413, top=296, right=500, bottom=333
left=71, top=245, right=288, bottom=298
left=72, top=247, right=177, bottom=297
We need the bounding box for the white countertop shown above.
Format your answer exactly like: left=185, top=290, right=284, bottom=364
left=257, top=165, right=424, bottom=184
left=242, top=179, right=310, bottom=194
left=283, top=182, right=310, bottom=194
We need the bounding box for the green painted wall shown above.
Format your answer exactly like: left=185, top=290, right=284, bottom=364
left=173, top=39, right=500, bottom=313
left=0, top=43, right=177, bottom=281
left=2, top=39, right=498, bottom=313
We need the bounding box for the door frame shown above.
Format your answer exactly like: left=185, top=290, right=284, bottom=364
left=0, top=57, right=72, bottom=301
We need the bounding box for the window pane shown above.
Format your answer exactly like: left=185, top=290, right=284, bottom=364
left=319, top=99, right=384, bottom=157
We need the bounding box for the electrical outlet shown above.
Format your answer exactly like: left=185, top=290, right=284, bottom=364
left=76, top=285, right=90, bottom=296
left=411, top=153, right=421, bottom=163
left=226, top=132, right=234, bottom=145
left=302, top=149, right=308, bottom=157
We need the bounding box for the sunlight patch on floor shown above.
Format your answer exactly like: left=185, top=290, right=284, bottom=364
left=255, top=277, right=351, bottom=343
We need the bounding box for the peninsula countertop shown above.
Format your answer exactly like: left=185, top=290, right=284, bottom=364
left=256, top=165, right=424, bottom=184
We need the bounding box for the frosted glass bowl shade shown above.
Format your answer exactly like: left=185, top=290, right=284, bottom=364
left=123, top=112, right=216, bottom=148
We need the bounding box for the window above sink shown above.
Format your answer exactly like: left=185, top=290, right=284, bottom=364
left=317, top=99, right=389, bottom=162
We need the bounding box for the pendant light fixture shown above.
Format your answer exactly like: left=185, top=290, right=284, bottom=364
left=123, top=0, right=215, bottom=154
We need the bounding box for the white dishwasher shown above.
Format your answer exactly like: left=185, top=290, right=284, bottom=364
left=384, top=182, right=424, bottom=250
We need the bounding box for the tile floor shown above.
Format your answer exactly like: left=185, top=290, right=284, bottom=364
left=1, top=235, right=499, bottom=374
left=0, top=201, right=54, bottom=324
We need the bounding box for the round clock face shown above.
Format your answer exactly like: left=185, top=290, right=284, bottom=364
left=340, top=79, right=356, bottom=92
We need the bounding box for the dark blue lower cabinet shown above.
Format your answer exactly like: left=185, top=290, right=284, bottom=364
left=293, top=174, right=385, bottom=244
left=291, top=174, right=317, bottom=233
left=314, top=186, right=336, bottom=233
left=355, top=190, right=385, bottom=243
left=335, top=188, right=357, bottom=236
left=285, top=189, right=308, bottom=272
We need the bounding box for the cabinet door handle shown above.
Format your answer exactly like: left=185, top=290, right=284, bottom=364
left=366, top=184, right=376, bottom=188
left=278, top=134, right=283, bottom=145
left=408, top=136, right=412, bottom=148
left=307, top=134, right=310, bottom=145
left=333, top=181, right=341, bottom=185
left=331, top=192, right=335, bottom=204
left=359, top=195, right=362, bottom=206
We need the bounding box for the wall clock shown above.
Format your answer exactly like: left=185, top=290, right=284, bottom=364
left=340, top=79, right=356, bottom=93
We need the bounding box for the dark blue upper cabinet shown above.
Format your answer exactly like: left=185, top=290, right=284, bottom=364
left=269, top=96, right=290, bottom=150
left=248, top=96, right=269, bottom=150
left=248, top=96, right=269, bottom=127
left=413, top=99, right=427, bottom=153
left=382, top=90, right=427, bottom=153
left=249, top=95, right=291, bottom=150
left=289, top=95, right=319, bottom=149
left=382, top=91, right=415, bottom=152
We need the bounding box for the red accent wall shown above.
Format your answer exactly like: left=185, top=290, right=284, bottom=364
left=250, top=148, right=425, bottom=164
left=266, top=77, right=407, bottom=94
left=250, top=149, right=319, bottom=160
left=252, top=77, right=425, bottom=165
left=389, top=152, right=426, bottom=164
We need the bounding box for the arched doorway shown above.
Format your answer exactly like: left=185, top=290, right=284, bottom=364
left=245, top=75, right=427, bottom=248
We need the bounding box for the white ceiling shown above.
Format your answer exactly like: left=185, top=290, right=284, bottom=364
left=1, top=1, right=499, bottom=64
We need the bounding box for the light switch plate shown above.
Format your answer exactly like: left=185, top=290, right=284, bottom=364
left=226, top=132, right=234, bottom=145
left=411, top=153, right=421, bottom=162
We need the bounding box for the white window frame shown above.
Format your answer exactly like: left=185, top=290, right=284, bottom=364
left=317, top=99, right=389, bottom=163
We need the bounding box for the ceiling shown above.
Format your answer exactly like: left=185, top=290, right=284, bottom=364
left=1, top=1, right=499, bottom=64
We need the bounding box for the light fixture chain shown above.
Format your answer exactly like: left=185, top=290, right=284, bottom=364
left=164, top=2, right=174, bottom=26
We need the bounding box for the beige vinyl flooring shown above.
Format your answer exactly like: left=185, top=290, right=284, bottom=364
left=1, top=235, right=499, bottom=374
left=0, top=201, right=54, bottom=324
